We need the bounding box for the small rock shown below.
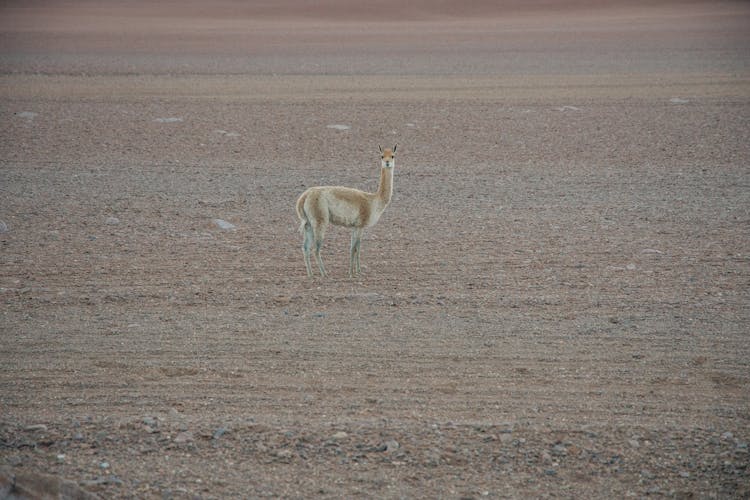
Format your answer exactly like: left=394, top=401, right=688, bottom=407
left=384, top=440, right=400, bottom=453
left=154, top=117, right=183, bottom=123
left=81, top=475, right=124, bottom=486
left=275, top=449, right=292, bottom=459
left=327, top=124, right=350, bottom=130
left=679, top=471, right=690, bottom=478
left=56, top=454, right=66, bottom=463
left=105, top=217, right=120, bottom=225
left=626, top=263, right=637, bottom=271
left=669, top=97, right=689, bottom=104
left=174, top=431, right=193, bottom=443
left=544, top=468, right=557, bottom=476
left=213, top=219, right=236, bottom=231
left=17, top=111, right=38, bottom=119
left=0, top=220, right=8, bottom=233
left=499, top=433, right=514, bottom=444
left=168, top=407, right=183, bottom=419
left=552, top=444, right=567, bottom=456
left=628, top=439, right=640, bottom=448
left=722, top=431, right=734, bottom=440
left=99, top=461, right=110, bottom=469
left=212, top=427, right=228, bottom=440
left=25, top=424, right=48, bottom=432
left=331, top=431, right=348, bottom=440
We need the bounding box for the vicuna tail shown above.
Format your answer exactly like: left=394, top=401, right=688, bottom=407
left=296, top=191, right=310, bottom=233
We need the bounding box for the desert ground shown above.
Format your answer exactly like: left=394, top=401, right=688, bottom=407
left=1, top=1, right=749, bottom=498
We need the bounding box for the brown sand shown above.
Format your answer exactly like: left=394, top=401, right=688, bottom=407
left=1, top=1, right=749, bottom=498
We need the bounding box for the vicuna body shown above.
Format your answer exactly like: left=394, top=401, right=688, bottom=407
left=296, top=147, right=396, bottom=277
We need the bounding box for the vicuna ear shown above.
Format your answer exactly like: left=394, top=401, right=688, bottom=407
left=393, top=144, right=397, bottom=153
left=379, top=145, right=383, bottom=153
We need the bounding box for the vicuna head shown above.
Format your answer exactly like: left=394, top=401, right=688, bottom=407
left=379, top=145, right=397, bottom=169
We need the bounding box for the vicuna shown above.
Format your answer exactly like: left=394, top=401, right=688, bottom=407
left=295, top=146, right=396, bottom=277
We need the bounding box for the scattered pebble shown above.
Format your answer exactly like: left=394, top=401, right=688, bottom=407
left=215, top=129, right=240, bottom=137
left=81, top=476, right=124, bottom=487
left=17, top=111, right=38, bottom=119
left=670, top=97, right=689, bottom=104
left=154, top=117, right=183, bottom=123
left=384, top=440, right=400, bottom=452
left=99, top=461, right=110, bottom=469
left=213, top=427, right=228, bottom=440
left=213, top=219, right=236, bottom=231
left=331, top=431, right=348, bottom=440
left=174, top=431, right=194, bottom=443
left=552, top=444, right=567, bottom=456
left=327, top=124, right=350, bottom=130
left=25, top=424, right=48, bottom=432
left=555, top=105, right=581, bottom=111
left=105, top=216, right=120, bottom=225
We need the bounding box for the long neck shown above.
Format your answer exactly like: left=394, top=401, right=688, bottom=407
left=375, top=166, right=394, bottom=207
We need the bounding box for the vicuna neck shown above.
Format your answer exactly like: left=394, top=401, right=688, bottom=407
left=376, top=166, right=393, bottom=207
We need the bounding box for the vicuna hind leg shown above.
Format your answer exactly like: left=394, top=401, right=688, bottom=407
left=302, top=223, right=314, bottom=277
left=312, top=223, right=328, bottom=277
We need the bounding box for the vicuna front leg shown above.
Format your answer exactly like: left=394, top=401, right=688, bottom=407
left=349, top=228, right=363, bottom=277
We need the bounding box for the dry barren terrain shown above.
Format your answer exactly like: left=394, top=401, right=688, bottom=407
left=1, top=1, right=749, bottom=498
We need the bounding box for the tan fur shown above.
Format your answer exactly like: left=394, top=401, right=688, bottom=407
left=296, top=147, right=396, bottom=278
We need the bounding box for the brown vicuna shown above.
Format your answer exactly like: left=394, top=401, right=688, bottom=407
left=296, top=146, right=396, bottom=277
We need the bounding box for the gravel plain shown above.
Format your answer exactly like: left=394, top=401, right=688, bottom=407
left=1, top=1, right=749, bottom=498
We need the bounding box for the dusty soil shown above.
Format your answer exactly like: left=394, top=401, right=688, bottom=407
left=1, top=1, right=749, bottom=498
